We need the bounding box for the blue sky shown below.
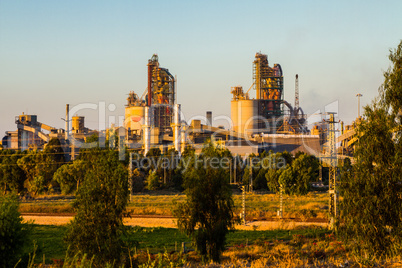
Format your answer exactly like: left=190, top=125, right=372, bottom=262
left=1, top=0, right=401, bottom=135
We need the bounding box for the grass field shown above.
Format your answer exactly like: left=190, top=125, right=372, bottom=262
left=25, top=225, right=402, bottom=267
left=26, top=224, right=330, bottom=265
left=20, top=191, right=329, bottom=220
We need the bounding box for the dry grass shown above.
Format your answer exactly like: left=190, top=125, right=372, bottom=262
left=234, top=191, right=328, bottom=221
left=134, top=238, right=402, bottom=268
left=20, top=191, right=328, bottom=221
left=19, top=203, right=73, bottom=214
left=193, top=235, right=402, bottom=267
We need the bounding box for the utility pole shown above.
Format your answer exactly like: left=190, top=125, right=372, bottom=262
left=242, top=185, right=246, bottom=225
left=128, top=153, right=133, bottom=202
left=230, top=161, right=232, bottom=184
left=322, top=113, right=338, bottom=229
left=249, top=165, right=253, bottom=192
left=356, top=93, right=363, bottom=118
left=234, top=156, right=236, bottom=184
left=279, top=184, right=283, bottom=219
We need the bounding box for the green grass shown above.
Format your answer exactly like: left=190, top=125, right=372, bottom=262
left=23, top=225, right=68, bottom=265
left=126, top=226, right=189, bottom=251
left=27, top=224, right=330, bottom=264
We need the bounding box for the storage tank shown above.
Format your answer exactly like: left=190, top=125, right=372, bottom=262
left=72, top=116, right=85, bottom=134
left=125, top=106, right=145, bottom=135
left=231, top=99, right=258, bottom=135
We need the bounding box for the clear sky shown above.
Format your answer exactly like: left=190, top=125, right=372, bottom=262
left=1, top=0, right=401, bottom=136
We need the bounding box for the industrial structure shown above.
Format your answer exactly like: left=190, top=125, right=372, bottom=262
left=1, top=52, right=348, bottom=158
left=2, top=105, right=93, bottom=158
left=231, top=53, right=308, bottom=137
left=2, top=113, right=63, bottom=150
left=124, top=54, right=181, bottom=155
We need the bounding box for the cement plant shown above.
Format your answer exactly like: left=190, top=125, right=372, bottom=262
left=1, top=52, right=359, bottom=159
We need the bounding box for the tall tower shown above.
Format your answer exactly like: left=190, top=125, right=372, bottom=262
left=146, top=54, right=175, bottom=132
left=295, top=74, right=299, bottom=109
left=252, top=52, right=284, bottom=132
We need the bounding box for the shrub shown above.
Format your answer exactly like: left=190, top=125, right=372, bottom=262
left=0, top=194, right=31, bottom=267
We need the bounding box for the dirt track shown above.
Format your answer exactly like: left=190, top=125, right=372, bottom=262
left=23, top=214, right=328, bottom=230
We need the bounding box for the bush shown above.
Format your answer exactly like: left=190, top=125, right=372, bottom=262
left=0, top=194, right=31, bottom=267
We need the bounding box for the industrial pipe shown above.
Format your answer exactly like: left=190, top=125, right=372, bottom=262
left=143, top=106, right=151, bottom=156
left=147, top=62, right=152, bottom=106
left=174, top=104, right=181, bottom=153
left=65, top=104, right=69, bottom=140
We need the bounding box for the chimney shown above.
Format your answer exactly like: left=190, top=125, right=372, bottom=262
left=206, top=111, right=212, bottom=126
left=65, top=104, right=69, bottom=140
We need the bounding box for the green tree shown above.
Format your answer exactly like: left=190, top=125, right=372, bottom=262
left=0, top=194, right=31, bottom=267
left=16, top=140, right=65, bottom=195
left=64, top=149, right=129, bottom=265
left=278, top=166, right=294, bottom=195
left=266, top=168, right=282, bottom=193
left=253, top=168, right=268, bottom=190
left=338, top=105, right=402, bottom=255
left=380, top=40, right=402, bottom=123
left=0, top=150, right=26, bottom=194
left=173, top=141, right=235, bottom=262
left=17, top=152, right=42, bottom=195
left=146, top=170, right=160, bottom=190
left=338, top=41, right=402, bottom=256
left=291, top=153, right=319, bottom=195
left=265, top=152, right=287, bottom=193
left=53, top=160, right=86, bottom=194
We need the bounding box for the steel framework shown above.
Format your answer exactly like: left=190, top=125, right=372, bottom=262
left=322, top=113, right=338, bottom=228
left=147, top=54, right=175, bottom=132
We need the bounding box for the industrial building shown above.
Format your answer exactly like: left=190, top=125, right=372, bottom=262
left=2, top=107, right=94, bottom=159
left=2, top=113, right=63, bottom=151
left=2, top=52, right=332, bottom=157
left=231, top=53, right=308, bottom=136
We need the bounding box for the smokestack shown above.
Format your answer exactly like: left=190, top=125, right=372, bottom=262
left=147, top=61, right=152, bottom=106
left=174, top=104, right=181, bottom=153
left=180, top=124, right=187, bottom=153
left=143, top=106, right=151, bottom=156
left=65, top=104, right=69, bottom=140
left=206, top=111, right=212, bottom=126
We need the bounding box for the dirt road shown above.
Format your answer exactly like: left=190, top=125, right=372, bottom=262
left=23, top=214, right=328, bottom=230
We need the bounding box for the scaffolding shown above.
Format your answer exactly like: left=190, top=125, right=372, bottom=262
left=253, top=53, right=284, bottom=118
left=252, top=53, right=284, bottom=131
left=147, top=54, right=175, bottom=132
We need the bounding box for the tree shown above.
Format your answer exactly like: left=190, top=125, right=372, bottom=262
left=338, top=41, right=402, bottom=256
left=265, top=152, right=287, bottom=193
left=266, top=168, right=281, bottom=192
left=266, top=152, right=318, bottom=195
left=0, top=194, right=31, bottom=267
left=64, top=149, right=129, bottom=265
left=16, top=141, right=64, bottom=195
left=173, top=141, right=235, bottom=262
left=146, top=170, right=160, bottom=190
left=253, top=168, right=268, bottom=190
left=380, top=40, right=402, bottom=123
left=278, top=166, right=294, bottom=195
left=291, top=153, right=319, bottom=195
left=17, top=152, right=42, bottom=195
left=0, top=150, right=26, bottom=194
left=53, top=160, right=86, bottom=194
